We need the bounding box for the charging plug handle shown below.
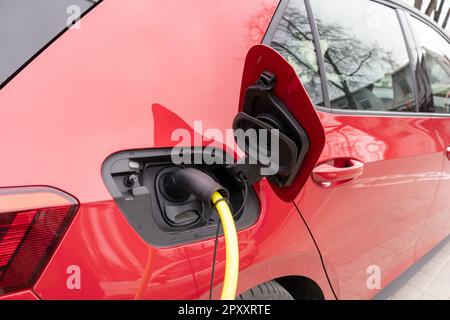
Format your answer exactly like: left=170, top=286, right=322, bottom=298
left=163, top=168, right=229, bottom=207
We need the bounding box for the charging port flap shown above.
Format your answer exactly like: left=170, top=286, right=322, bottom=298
left=234, top=45, right=326, bottom=202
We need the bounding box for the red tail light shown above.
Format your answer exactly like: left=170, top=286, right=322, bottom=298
left=0, top=187, right=78, bottom=295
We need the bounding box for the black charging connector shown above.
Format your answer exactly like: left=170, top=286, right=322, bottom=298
left=162, top=168, right=229, bottom=208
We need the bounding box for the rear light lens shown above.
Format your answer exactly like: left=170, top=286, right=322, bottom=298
left=0, top=187, right=78, bottom=295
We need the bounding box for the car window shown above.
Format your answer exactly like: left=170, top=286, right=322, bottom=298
left=309, top=0, right=416, bottom=112
left=410, top=18, right=450, bottom=114
left=0, top=0, right=97, bottom=88
left=269, top=0, right=324, bottom=106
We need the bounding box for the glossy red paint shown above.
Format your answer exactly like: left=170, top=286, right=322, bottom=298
left=1, top=0, right=449, bottom=301
left=415, top=116, right=450, bottom=260
left=35, top=202, right=198, bottom=299
left=297, top=112, right=443, bottom=299
left=33, top=185, right=333, bottom=300
left=0, top=0, right=333, bottom=299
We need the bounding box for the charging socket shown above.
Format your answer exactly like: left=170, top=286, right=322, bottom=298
left=102, top=148, right=260, bottom=247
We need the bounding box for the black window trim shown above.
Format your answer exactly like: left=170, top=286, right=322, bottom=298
left=397, top=9, right=421, bottom=113
left=263, top=0, right=331, bottom=112
left=263, top=0, right=290, bottom=43
left=264, top=0, right=450, bottom=118
left=304, top=0, right=330, bottom=112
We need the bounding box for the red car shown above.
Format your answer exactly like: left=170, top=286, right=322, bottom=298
left=0, top=0, right=449, bottom=300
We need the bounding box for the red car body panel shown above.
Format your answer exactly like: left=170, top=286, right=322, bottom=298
left=297, top=112, right=444, bottom=299
left=0, top=0, right=449, bottom=300
left=0, top=0, right=334, bottom=300
left=415, top=117, right=450, bottom=260
left=33, top=183, right=333, bottom=300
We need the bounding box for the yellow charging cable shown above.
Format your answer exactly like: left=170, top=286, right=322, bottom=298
left=134, top=188, right=239, bottom=300
left=211, top=191, right=239, bottom=300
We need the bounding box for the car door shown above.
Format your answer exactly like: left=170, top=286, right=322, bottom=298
left=266, top=0, right=443, bottom=299
left=407, top=16, right=450, bottom=259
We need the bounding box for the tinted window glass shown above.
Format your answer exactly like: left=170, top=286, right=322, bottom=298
left=410, top=18, right=450, bottom=114
left=269, top=0, right=324, bottom=105
left=310, top=0, right=416, bottom=112
left=0, top=0, right=97, bottom=87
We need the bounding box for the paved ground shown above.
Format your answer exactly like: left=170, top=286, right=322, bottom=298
left=375, top=237, right=450, bottom=300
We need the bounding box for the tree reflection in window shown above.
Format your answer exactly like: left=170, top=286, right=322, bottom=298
left=270, top=0, right=324, bottom=105
left=271, top=0, right=416, bottom=112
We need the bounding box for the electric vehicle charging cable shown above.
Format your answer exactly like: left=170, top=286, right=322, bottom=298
left=135, top=168, right=240, bottom=300
left=210, top=191, right=239, bottom=300
left=209, top=173, right=247, bottom=299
